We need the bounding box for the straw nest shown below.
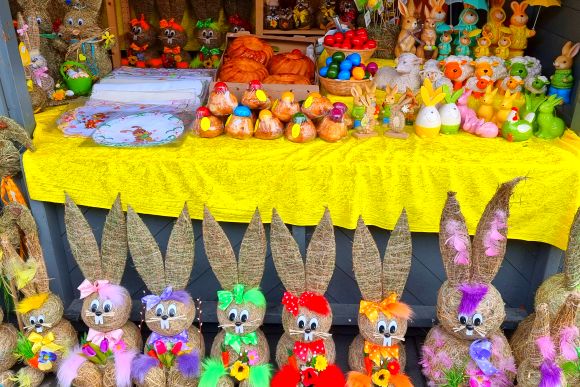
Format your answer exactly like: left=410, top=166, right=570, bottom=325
left=210, top=328, right=270, bottom=365
left=0, top=323, right=18, bottom=371
left=535, top=273, right=580, bottom=326
left=348, top=334, right=406, bottom=373
left=437, top=281, right=505, bottom=341
left=275, top=333, right=336, bottom=368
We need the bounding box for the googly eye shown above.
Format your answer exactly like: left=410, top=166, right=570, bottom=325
left=389, top=321, right=398, bottom=334
left=309, top=317, right=318, bottom=330
left=155, top=304, right=164, bottom=317
left=202, top=31, right=207, bottom=38
left=297, top=315, right=306, bottom=329
left=67, top=18, right=74, bottom=26
left=233, top=26, right=240, bottom=33
left=377, top=320, right=387, bottom=334
left=169, top=30, right=176, bottom=38
left=207, top=30, right=214, bottom=38
left=36, top=17, right=42, bottom=25
left=29, top=316, right=37, bottom=325
left=136, top=26, right=142, bottom=34
left=458, top=314, right=468, bottom=325
left=90, top=299, right=100, bottom=313
left=228, top=308, right=238, bottom=322
left=77, top=18, right=84, bottom=26
left=240, top=310, right=249, bottom=323
left=168, top=304, right=177, bottom=318
left=473, top=313, right=484, bottom=326
left=38, top=315, right=45, bottom=324
left=103, top=300, right=113, bottom=313
left=164, top=29, right=170, bottom=36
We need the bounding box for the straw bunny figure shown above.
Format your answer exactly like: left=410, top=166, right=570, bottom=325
left=123, top=0, right=160, bottom=68
left=58, top=195, right=142, bottom=387
left=386, top=95, right=412, bottom=139
left=421, top=178, right=523, bottom=386
left=0, top=116, right=34, bottom=207
left=510, top=294, right=580, bottom=386
left=0, top=304, right=17, bottom=387
left=16, top=13, right=55, bottom=98
left=535, top=207, right=580, bottom=327
left=346, top=211, right=414, bottom=387
left=127, top=205, right=203, bottom=387
left=352, top=85, right=378, bottom=138
left=156, top=0, right=190, bottom=68
left=200, top=207, right=272, bottom=387
left=1, top=204, right=78, bottom=387
left=270, top=208, right=346, bottom=387
left=16, top=0, right=64, bottom=79
left=54, top=0, right=113, bottom=79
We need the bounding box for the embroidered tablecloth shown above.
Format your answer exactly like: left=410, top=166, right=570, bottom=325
left=23, top=101, right=580, bottom=250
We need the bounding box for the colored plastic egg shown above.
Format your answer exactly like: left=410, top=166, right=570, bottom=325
left=339, top=60, right=353, bottom=71
left=319, top=66, right=329, bottom=77
left=347, top=53, right=361, bottom=66
left=352, top=67, right=365, bottom=80
left=338, top=70, right=351, bottom=80
left=325, top=57, right=333, bottom=67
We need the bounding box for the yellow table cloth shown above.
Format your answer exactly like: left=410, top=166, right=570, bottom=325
left=24, top=104, right=580, bottom=250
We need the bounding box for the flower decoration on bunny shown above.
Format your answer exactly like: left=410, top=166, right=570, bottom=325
left=127, top=204, right=203, bottom=386
left=121, top=0, right=160, bottom=68
left=0, top=203, right=78, bottom=387
left=156, top=0, right=190, bottom=69
left=508, top=1, right=536, bottom=58
left=420, top=178, right=524, bottom=386
left=346, top=211, right=413, bottom=387
left=58, top=194, right=141, bottom=387
left=199, top=207, right=272, bottom=387
left=190, top=18, right=224, bottom=69
left=270, top=208, right=346, bottom=387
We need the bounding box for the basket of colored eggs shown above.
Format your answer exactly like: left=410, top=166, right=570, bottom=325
left=318, top=52, right=379, bottom=96
left=323, top=28, right=378, bottom=63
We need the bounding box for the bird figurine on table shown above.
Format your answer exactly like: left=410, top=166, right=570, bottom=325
left=501, top=107, right=534, bottom=142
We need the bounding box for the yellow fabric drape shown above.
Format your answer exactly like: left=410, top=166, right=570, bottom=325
left=24, top=100, right=580, bottom=250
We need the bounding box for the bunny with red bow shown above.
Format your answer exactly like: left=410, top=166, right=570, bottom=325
left=58, top=195, right=142, bottom=387
left=270, top=208, right=346, bottom=387
left=156, top=0, right=190, bottom=68
left=122, top=0, right=160, bottom=68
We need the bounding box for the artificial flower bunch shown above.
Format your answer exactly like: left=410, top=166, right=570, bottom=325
left=80, top=337, right=126, bottom=366
left=15, top=331, right=62, bottom=371
left=368, top=358, right=402, bottom=387
left=223, top=347, right=261, bottom=382
left=145, top=340, right=188, bottom=369
left=285, top=352, right=330, bottom=386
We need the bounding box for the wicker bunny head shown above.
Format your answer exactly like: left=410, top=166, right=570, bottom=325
left=203, top=207, right=267, bottom=336
left=128, top=0, right=157, bottom=47
left=156, top=0, right=188, bottom=51
left=437, top=178, right=523, bottom=341
left=61, top=0, right=104, bottom=40
left=0, top=116, right=33, bottom=184
left=353, top=211, right=413, bottom=349
left=0, top=203, right=63, bottom=334
left=16, top=0, right=54, bottom=34
left=64, top=194, right=131, bottom=332
left=271, top=208, right=335, bottom=345
left=127, top=205, right=196, bottom=337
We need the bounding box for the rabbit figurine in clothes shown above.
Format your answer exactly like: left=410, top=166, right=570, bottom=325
left=16, top=13, right=55, bottom=98
left=54, top=0, right=113, bottom=79
left=420, top=178, right=523, bottom=386
left=58, top=195, right=142, bottom=387
left=270, top=208, right=346, bottom=387
left=346, top=211, right=414, bottom=387
left=199, top=208, right=272, bottom=387
left=128, top=205, right=203, bottom=386
left=156, top=0, right=190, bottom=68
left=1, top=203, right=78, bottom=387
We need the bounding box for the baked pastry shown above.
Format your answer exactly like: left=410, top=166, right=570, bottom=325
left=225, top=105, right=254, bottom=140
left=255, top=109, right=284, bottom=140
left=272, top=91, right=301, bottom=122
left=241, top=80, right=272, bottom=110
left=207, top=82, right=238, bottom=116
left=219, top=58, right=269, bottom=83
left=285, top=112, right=317, bottom=143
left=318, top=107, right=348, bottom=142
left=192, top=106, right=224, bottom=138
left=268, top=50, right=315, bottom=82
left=225, top=35, right=274, bottom=66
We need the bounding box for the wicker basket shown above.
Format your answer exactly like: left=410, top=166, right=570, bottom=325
left=319, top=77, right=372, bottom=96
left=323, top=45, right=377, bottom=64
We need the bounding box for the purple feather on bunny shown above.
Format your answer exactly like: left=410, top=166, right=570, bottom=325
left=458, top=283, right=489, bottom=315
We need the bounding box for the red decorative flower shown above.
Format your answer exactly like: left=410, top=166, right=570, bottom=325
left=387, top=360, right=400, bottom=375
left=301, top=367, right=318, bottom=386
left=171, top=341, right=183, bottom=355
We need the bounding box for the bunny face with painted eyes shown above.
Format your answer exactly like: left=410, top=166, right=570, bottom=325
left=81, top=287, right=131, bottom=331
left=61, top=5, right=102, bottom=40
left=218, top=296, right=266, bottom=336
left=22, top=294, right=65, bottom=334
left=146, top=297, right=195, bottom=336
left=282, top=303, right=333, bottom=344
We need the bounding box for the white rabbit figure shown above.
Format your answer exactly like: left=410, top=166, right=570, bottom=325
left=414, top=78, right=447, bottom=138
left=439, top=85, right=463, bottom=135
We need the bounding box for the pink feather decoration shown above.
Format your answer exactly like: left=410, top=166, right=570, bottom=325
left=57, top=347, right=86, bottom=387
left=114, top=348, right=137, bottom=387
left=483, top=210, right=506, bottom=257
left=559, top=326, right=579, bottom=361
left=536, top=336, right=556, bottom=361
left=432, top=327, right=445, bottom=347
left=445, top=220, right=470, bottom=265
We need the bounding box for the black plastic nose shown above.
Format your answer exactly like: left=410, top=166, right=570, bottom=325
left=384, top=333, right=391, bottom=338
left=161, top=315, right=168, bottom=320
left=466, top=324, right=474, bottom=330
left=35, top=323, right=42, bottom=328
left=235, top=322, right=242, bottom=326
left=95, top=311, right=102, bottom=316
left=305, top=328, right=311, bottom=334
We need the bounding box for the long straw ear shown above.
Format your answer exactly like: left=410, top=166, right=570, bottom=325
left=564, top=208, right=580, bottom=291
left=127, top=206, right=166, bottom=294
left=64, top=194, right=103, bottom=282
left=202, top=206, right=238, bottom=290
left=270, top=209, right=306, bottom=295
left=0, top=234, right=36, bottom=297
left=100, top=194, right=128, bottom=285
left=164, top=204, right=195, bottom=291
left=471, top=177, right=523, bottom=284
left=18, top=205, right=50, bottom=294
left=237, top=209, right=266, bottom=289
left=305, top=208, right=336, bottom=295
left=439, top=192, right=472, bottom=287
left=352, top=216, right=383, bottom=302
left=383, top=209, right=412, bottom=299
left=529, top=304, right=551, bottom=367
left=550, top=292, right=580, bottom=338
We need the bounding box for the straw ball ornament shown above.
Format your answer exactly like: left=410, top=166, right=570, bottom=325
left=216, top=301, right=265, bottom=336
left=167, top=367, right=199, bottom=387
left=102, top=359, right=118, bottom=387
left=437, top=281, right=505, bottom=341
left=357, top=310, right=409, bottom=348
left=144, top=299, right=196, bottom=337
left=17, top=367, right=44, bottom=385
left=0, top=322, right=18, bottom=371
left=509, top=312, right=535, bottom=365
left=74, top=360, right=103, bottom=387
left=141, top=366, right=165, bottom=387
left=21, top=293, right=64, bottom=329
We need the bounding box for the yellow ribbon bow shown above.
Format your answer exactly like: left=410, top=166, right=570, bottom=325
left=359, top=293, right=398, bottom=322
left=293, top=9, right=309, bottom=24
left=364, top=341, right=399, bottom=367
left=28, top=332, right=62, bottom=354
